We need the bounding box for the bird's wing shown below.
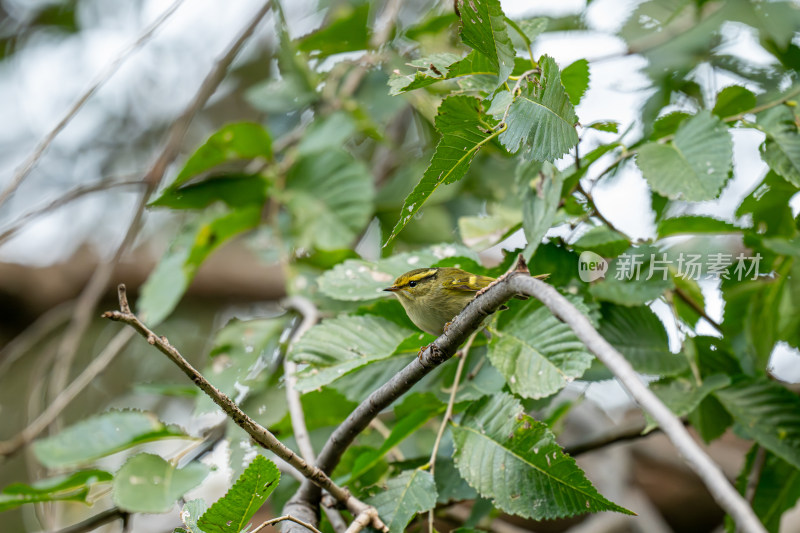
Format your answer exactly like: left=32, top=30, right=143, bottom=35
left=443, top=273, right=495, bottom=292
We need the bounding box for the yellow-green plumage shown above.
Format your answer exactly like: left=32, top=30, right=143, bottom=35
left=383, top=267, right=495, bottom=336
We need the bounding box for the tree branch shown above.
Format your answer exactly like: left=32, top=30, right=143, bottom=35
left=0, top=0, right=186, bottom=209
left=506, top=274, right=765, bottom=533
left=251, top=514, right=323, bottom=533
left=103, top=285, right=387, bottom=532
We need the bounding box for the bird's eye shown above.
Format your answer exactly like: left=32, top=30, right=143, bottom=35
left=408, top=281, right=417, bottom=288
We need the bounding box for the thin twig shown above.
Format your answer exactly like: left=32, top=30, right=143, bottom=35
left=674, top=285, right=723, bottom=333
left=103, top=285, right=387, bottom=532
left=744, top=446, right=767, bottom=504
left=0, top=180, right=144, bottom=247
left=0, top=329, right=134, bottom=457
left=0, top=0, right=186, bottom=209
left=322, top=494, right=349, bottom=533
left=563, top=418, right=691, bottom=456
left=46, top=0, right=275, bottom=421
left=427, top=331, right=478, bottom=532
left=51, top=508, right=128, bottom=533
left=282, top=296, right=320, bottom=464
left=251, top=514, right=324, bottom=533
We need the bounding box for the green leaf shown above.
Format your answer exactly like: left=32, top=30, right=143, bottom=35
left=657, top=215, right=740, bottom=238
left=589, top=278, right=672, bottom=306
left=757, top=105, right=800, bottom=187
left=500, top=55, right=579, bottom=161
left=286, top=149, right=374, bottom=250
left=488, top=298, right=593, bottom=399
left=151, top=175, right=269, bottom=210
left=198, top=455, right=280, bottom=533
left=561, top=59, right=590, bottom=105
left=455, top=0, right=515, bottom=85
left=318, top=246, right=478, bottom=301
left=113, top=453, right=208, bottom=514
left=712, top=85, right=756, bottom=118
left=647, top=374, right=731, bottom=431
left=33, top=410, right=189, bottom=468
left=731, top=447, right=800, bottom=533
left=598, top=304, right=687, bottom=375
left=386, top=96, right=496, bottom=244
left=573, top=226, right=630, bottom=258
left=137, top=206, right=261, bottom=325
left=737, top=171, right=799, bottom=237
left=690, top=394, right=733, bottom=444
left=297, top=3, right=370, bottom=58
left=297, top=111, right=358, bottom=155
left=0, top=470, right=112, bottom=512
left=520, top=161, right=564, bottom=261
left=348, top=395, right=445, bottom=483
left=636, top=111, right=733, bottom=200
left=178, top=499, right=207, bottom=533
left=507, top=17, right=548, bottom=50
left=388, top=52, right=499, bottom=95
left=585, top=120, right=619, bottom=133
left=168, top=122, right=272, bottom=190
left=452, top=393, right=632, bottom=519
left=196, top=317, right=287, bottom=415
left=715, top=377, right=800, bottom=470
left=366, top=469, right=437, bottom=533
left=289, top=315, right=414, bottom=391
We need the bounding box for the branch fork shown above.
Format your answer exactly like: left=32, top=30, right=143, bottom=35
left=103, top=284, right=387, bottom=533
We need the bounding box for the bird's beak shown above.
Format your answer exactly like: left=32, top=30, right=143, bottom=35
left=383, top=286, right=400, bottom=292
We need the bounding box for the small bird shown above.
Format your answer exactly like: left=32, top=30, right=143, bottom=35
left=383, top=267, right=499, bottom=336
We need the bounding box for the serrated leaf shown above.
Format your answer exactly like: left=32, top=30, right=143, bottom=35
left=289, top=315, right=414, bottom=391
left=561, top=59, right=590, bottom=106
left=198, top=455, right=279, bottom=533
left=297, top=111, right=358, bottom=155
left=113, top=453, right=209, bottom=513
left=520, top=160, right=563, bottom=261
left=168, top=122, right=272, bottom=190
left=573, top=226, right=630, bottom=258
left=757, top=105, right=800, bottom=187
left=598, top=304, right=687, bottom=375
left=452, top=393, right=632, bottom=519
left=712, top=85, right=756, bottom=118
left=730, top=447, right=800, bottom=533
left=488, top=299, right=593, bottom=399
left=500, top=55, right=579, bottom=161
left=318, top=246, right=478, bottom=301
left=286, top=149, right=374, bottom=250
left=636, top=111, right=733, bottom=200
left=366, top=469, right=437, bottom=532
left=137, top=206, right=261, bottom=326
left=715, top=377, right=800, bottom=470
left=386, top=96, right=496, bottom=244
left=656, top=215, right=740, bottom=238
left=0, top=470, right=112, bottom=512
left=455, top=0, right=515, bottom=85
left=33, top=411, right=189, bottom=468
left=179, top=499, right=207, bottom=533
